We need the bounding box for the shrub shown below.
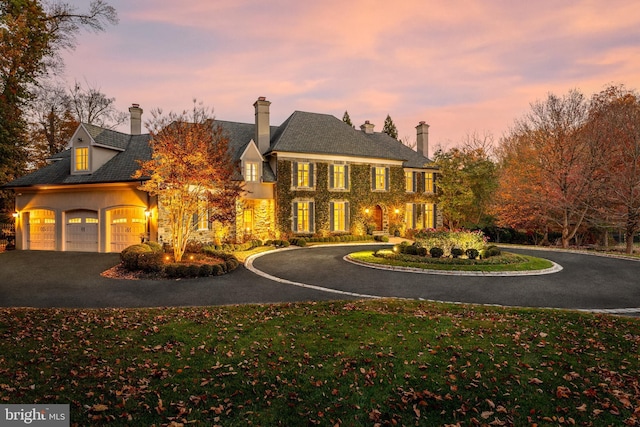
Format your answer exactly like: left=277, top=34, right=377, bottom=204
left=414, top=229, right=488, bottom=257
left=451, top=247, right=464, bottom=258
left=212, top=264, right=224, bottom=276
left=121, top=244, right=155, bottom=271
left=198, top=264, right=213, bottom=277
left=225, top=258, right=240, bottom=272
left=164, top=264, right=179, bottom=278
left=466, top=248, right=480, bottom=260
left=374, top=235, right=389, bottom=242
left=417, top=247, right=428, bottom=256
left=137, top=251, right=163, bottom=272
left=430, top=247, right=444, bottom=258
left=484, top=245, right=502, bottom=258
left=186, top=264, right=200, bottom=277
left=175, top=264, right=191, bottom=277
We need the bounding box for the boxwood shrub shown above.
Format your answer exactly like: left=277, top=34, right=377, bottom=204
left=430, top=247, right=444, bottom=258
left=121, top=243, right=163, bottom=272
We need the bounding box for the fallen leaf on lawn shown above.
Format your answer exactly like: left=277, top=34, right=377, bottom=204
left=91, top=404, right=108, bottom=412
left=528, top=378, right=543, bottom=385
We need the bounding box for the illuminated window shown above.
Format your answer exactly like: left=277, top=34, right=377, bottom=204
left=372, top=167, right=388, bottom=191
left=193, top=199, right=209, bottom=230
left=405, top=171, right=416, bottom=192
left=331, top=201, right=349, bottom=232
left=425, top=172, right=435, bottom=193
left=292, top=200, right=314, bottom=233
left=243, top=208, right=254, bottom=232
left=330, top=164, right=348, bottom=190
left=245, top=162, right=258, bottom=182
left=293, top=162, right=314, bottom=189
left=405, top=203, right=414, bottom=229
left=75, top=147, right=88, bottom=171
left=406, top=203, right=436, bottom=229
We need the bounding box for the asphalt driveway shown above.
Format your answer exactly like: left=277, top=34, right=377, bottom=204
left=1, top=246, right=639, bottom=312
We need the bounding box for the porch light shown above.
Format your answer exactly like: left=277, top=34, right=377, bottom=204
left=394, top=209, right=400, bottom=214
left=364, top=208, right=370, bottom=214
left=144, top=209, right=151, bottom=218
left=12, top=211, right=18, bottom=218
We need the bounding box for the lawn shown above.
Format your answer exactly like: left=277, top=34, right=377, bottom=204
left=349, top=250, right=555, bottom=272
left=1, top=300, right=638, bottom=426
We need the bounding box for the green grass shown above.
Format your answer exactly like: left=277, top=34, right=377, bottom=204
left=1, top=301, right=638, bottom=426
left=349, top=250, right=555, bottom=272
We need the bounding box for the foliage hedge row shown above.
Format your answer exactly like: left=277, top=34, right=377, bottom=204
left=120, top=243, right=241, bottom=279
left=289, top=234, right=377, bottom=247
left=393, top=241, right=501, bottom=259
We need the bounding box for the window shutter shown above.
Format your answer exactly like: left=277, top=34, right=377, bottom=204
left=292, top=162, right=298, bottom=188
left=309, top=201, right=315, bottom=232
left=371, top=167, right=376, bottom=190
left=329, top=165, right=334, bottom=189
left=292, top=202, right=298, bottom=232
left=385, top=168, right=390, bottom=191
left=432, top=204, right=437, bottom=228
left=433, top=173, right=437, bottom=193
left=329, top=202, right=335, bottom=231
left=413, top=172, right=417, bottom=192
left=309, top=163, right=315, bottom=188
left=345, top=201, right=350, bottom=231
left=412, top=204, right=418, bottom=229
left=344, top=165, right=350, bottom=190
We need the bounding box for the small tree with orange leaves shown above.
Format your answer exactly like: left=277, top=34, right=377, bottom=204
left=134, top=102, right=243, bottom=262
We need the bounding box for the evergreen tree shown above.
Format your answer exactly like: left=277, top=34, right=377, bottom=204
left=382, top=114, right=398, bottom=139
left=342, top=111, right=353, bottom=127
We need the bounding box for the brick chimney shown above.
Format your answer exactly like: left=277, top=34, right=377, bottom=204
left=129, top=104, right=143, bottom=135
left=360, top=120, right=375, bottom=134
left=416, top=121, right=429, bottom=158
left=254, top=97, right=271, bottom=154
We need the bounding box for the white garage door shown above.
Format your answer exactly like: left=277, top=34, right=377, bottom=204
left=109, top=207, right=146, bottom=252
left=66, top=210, right=99, bottom=252
left=28, top=209, right=56, bottom=250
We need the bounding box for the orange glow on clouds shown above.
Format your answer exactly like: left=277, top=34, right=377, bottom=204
left=62, top=0, right=640, bottom=150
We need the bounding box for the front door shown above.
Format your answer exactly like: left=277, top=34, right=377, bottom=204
left=374, top=205, right=383, bottom=231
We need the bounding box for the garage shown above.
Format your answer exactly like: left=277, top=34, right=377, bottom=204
left=65, top=210, right=99, bottom=252
left=109, top=207, right=146, bottom=252
left=27, top=209, right=56, bottom=250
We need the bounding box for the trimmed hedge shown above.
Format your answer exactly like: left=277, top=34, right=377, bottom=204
left=121, top=243, right=163, bottom=272
left=429, top=247, right=444, bottom=258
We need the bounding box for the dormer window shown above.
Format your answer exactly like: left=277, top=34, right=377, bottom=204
left=75, top=147, right=89, bottom=172
left=245, top=162, right=259, bottom=182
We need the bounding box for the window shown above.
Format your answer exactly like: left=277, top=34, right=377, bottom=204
left=372, top=166, right=389, bottom=191
left=193, top=199, right=209, bottom=230
left=245, top=162, right=259, bottom=182
left=243, top=208, right=254, bottom=233
left=329, top=164, right=349, bottom=190
left=292, top=200, right=314, bottom=233
left=405, top=171, right=416, bottom=192
left=292, top=162, right=315, bottom=189
left=406, top=203, right=436, bottom=229
left=75, top=147, right=88, bottom=171
left=425, top=172, right=435, bottom=193
left=330, top=201, right=350, bottom=232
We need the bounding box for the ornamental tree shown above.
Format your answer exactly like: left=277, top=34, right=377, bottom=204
left=134, top=103, right=243, bottom=261
left=382, top=114, right=398, bottom=139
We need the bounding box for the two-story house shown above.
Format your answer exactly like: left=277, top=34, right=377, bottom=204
left=4, top=97, right=440, bottom=252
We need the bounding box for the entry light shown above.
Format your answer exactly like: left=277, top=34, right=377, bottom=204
left=394, top=209, right=400, bottom=214
left=144, top=209, right=151, bottom=218
left=12, top=212, right=18, bottom=218
left=364, top=208, right=370, bottom=214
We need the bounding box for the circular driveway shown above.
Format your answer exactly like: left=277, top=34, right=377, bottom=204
left=0, top=245, right=639, bottom=313
left=249, top=244, right=640, bottom=314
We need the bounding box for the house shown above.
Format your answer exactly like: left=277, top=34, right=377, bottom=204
left=4, top=98, right=440, bottom=252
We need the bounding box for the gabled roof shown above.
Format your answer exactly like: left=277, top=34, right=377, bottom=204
left=4, top=133, right=151, bottom=188
left=268, top=111, right=433, bottom=168
left=82, top=123, right=130, bottom=150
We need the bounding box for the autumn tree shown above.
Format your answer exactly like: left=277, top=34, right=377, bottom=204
left=587, top=85, right=640, bottom=253
left=134, top=103, right=243, bottom=262
left=433, top=134, right=498, bottom=229
left=342, top=111, right=352, bottom=127
left=382, top=114, right=398, bottom=139
left=0, top=0, right=117, bottom=215
left=497, top=90, right=604, bottom=248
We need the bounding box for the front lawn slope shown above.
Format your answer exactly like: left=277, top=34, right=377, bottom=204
left=0, top=301, right=638, bottom=426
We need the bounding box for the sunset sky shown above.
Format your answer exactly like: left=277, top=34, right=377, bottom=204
left=60, top=0, right=640, bottom=152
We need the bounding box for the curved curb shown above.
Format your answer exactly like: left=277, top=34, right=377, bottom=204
left=245, top=249, right=381, bottom=300
left=343, top=254, right=563, bottom=276
left=245, top=245, right=640, bottom=315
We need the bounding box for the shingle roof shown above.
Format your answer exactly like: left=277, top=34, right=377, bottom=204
left=268, top=111, right=433, bottom=168
left=4, top=109, right=432, bottom=189
left=4, top=133, right=151, bottom=188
